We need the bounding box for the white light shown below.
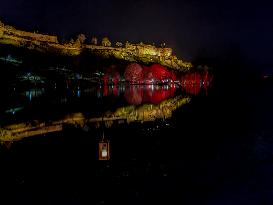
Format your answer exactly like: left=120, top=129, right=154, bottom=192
left=102, top=150, right=108, bottom=157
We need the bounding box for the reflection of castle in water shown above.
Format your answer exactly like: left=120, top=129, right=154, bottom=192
left=0, top=96, right=190, bottom=142
left=100, top=95, right=190, bottom=125
left=0, top=71, right=212, bottom=142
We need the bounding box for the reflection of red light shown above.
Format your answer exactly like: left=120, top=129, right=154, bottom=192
left=183, top=84, right=201, bottom=96
left=124, top=85, right=176, bottom=105
left=124, top=86, right=143, bottom=105
left=146, top=88, right=175, bottom=104
left=180, top=71, right=213, bottom=96
left=101, top=65, right=213, bottom=99
left=112, top=72, right=120, bottom=85
left=103, top=86, right=109, bottom=96
left=113, top=86, right=118, bottom=96
left=102, top=74, right=109, bottom=85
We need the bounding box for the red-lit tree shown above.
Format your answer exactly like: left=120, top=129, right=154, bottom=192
left=142, top=66, right=155, bottom=84
left=150, top=64, right=166, bottom=80
left=112, top=72, right=120, bottom=85
left=124, top=63, right=143, bottom=84
left=149, top=64, right=174, bottom=82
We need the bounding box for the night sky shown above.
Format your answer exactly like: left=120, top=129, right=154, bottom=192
left=1, top=0, right=273, bottom=69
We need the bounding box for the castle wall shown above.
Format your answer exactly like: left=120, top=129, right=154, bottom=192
left=12, top=30, right=58, bottom=43
left=1, top=23, right=58, bottom=43
left=125, top=43, right=172, bottom=58
left=0, top=29, right=3, bottom=38
left=161, top=48, right=172, bottom=57
left=136, top=45, right=159, bottom=56
left=0, top=22, right=4, bottom=38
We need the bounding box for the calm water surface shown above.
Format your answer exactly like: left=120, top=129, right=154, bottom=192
left=1, top=64, right=273, bottom=205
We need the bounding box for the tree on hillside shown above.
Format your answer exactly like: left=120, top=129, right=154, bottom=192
left=116, top=42, right=123, bottom=47
left=102, top=37, right=111, bottom=47
left=74, top=34, right=86, bottom=47
left=125, top=41, right=130, bottom=48
left=91, top=37, right=98, bottom=45
left=77, top=34, right=86, bottom=44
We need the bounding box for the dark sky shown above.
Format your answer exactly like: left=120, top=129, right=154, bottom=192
left=1, top=0, right=273, bottom=68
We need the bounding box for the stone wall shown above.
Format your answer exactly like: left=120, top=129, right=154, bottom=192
left=160, top=48, right=172, bottom=57
left=137, top=44, right=158, bottom=56
left=1, top=22, right=58, bottom=43
left=11, top=30, right=58, bottom=43
left=125, top=43, right=172, bottom=58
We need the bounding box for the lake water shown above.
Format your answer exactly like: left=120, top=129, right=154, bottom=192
left=1, top=63, right=273, bottom=204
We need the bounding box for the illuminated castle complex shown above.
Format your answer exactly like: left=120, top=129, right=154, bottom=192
left=0, top=20, right=192, bottom=71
